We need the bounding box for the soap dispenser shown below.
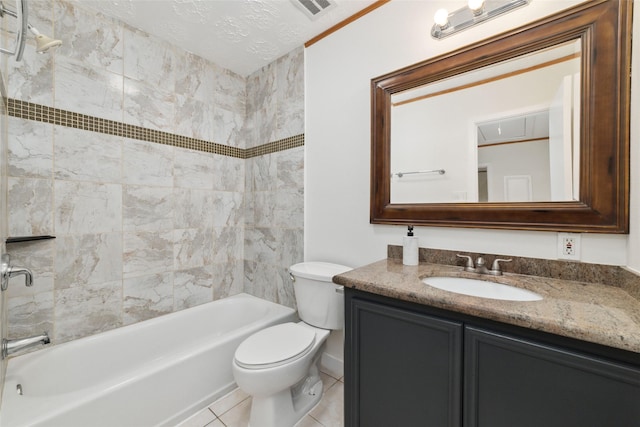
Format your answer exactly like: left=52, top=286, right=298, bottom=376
left=403, top=225, right=419, bottom=266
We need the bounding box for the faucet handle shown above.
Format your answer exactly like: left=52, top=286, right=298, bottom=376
left=491, top=258, right=512, bottom=273
left=1, top=254, right=34, bottom=291
left=456, top=254, right=475, bottom=271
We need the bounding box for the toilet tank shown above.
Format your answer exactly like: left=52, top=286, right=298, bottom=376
left=289, top=262, right=352, bottom=330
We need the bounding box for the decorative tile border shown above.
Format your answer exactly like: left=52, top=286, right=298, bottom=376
left=4, top=98, right=304, bottom=159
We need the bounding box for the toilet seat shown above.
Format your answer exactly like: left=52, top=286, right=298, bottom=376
left=234, top=323, right=316, bottom=370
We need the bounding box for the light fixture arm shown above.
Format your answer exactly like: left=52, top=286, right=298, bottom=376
left=431, top=0, right=531, bottom=40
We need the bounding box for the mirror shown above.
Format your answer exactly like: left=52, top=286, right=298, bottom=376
left=390, top=40, right=581, bottom=204
left=371, top=0, right=630, bottom=233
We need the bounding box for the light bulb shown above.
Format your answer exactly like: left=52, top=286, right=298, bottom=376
left=434, top=8, right=449, bottom=28
left=468, top=0, right=485, bottom=14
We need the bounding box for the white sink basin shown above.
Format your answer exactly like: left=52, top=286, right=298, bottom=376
left=422, top=277, right=543, bottom=301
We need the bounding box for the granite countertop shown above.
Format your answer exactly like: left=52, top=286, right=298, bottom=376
left=334, top=258, right=640, bottom=354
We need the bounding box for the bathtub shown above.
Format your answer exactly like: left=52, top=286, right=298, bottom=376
left=0, top=293, right=297, bottom=427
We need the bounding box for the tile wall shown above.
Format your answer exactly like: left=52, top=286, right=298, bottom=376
left=3, top=0, right=304, bottom=344
left=244, top=48, right=305, bottom=307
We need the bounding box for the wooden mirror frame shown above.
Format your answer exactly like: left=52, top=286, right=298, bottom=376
left=370, top=0, right=631, bottom=233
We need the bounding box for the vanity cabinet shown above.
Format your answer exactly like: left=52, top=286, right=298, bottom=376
left=345, top=289, right=640, bottom=427
left=464, top=327, right=640, bottom=427
left=346, top=297, right=463, bottom=427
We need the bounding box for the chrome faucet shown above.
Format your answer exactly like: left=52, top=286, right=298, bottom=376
left=457, top=254, right=512, bottom=276
left=1, top=254, right=34, bottom=290
left=2, top=332, right=50, bottom=359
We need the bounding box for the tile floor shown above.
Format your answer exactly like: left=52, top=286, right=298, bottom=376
left=176, top=370, right=344, bottom=427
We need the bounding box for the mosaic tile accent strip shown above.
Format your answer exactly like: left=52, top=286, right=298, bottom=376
left=245, top=134, right=305, bottom=158
left=5, top=98, right=303, bottom=159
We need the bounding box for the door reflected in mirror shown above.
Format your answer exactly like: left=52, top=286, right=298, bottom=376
left=390, top=40, right=580, bottom=204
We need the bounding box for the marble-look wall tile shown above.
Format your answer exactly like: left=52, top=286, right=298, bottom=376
left=54, top=126, right=122, bottom=183
left=245, top=227, right=277, bottom=264
left=4, top=5, right=306, bottom=342
left=123, top=185, right=174, bottom=232
left=54, top=181, right=122, bottom=234
left=250, top=154, right=277, bottom=192
left=174, top=189, right=214, bottom=229
left=54, top=280, right=122, bottom=343
left=244, top=192, right=256, bottom=228
left=175, top=50, right=215, bottom=103
left=8, top=177, right=54, bottom=236
left=212, top=192, right=244, bottom=227
left=276, top=268, right=297, bottom=308
left=55, top=233, right=122, bottom=289
left=8, top=117, right=53, bottom=179
left=122, top=138, right=174, bottom=187
left=278, top=228, right=304, bottom=269
left=54, top=56, right=123, bottom=121
left=123, top=25, right=175, bottom=91
left=54, top=0, right=124, bottom=74
left=213, top=156, right=244, bottom=192
left=276, top=187, right=304, bottom=228
left=253, top=191, right=276, bottom=227
left=123, top=272, right=174, bottom=325
left=123, top=78, right=176, bottom=132
left=212, top=226, right=244, bottom=263
left=7, top=292, right=54, bottom=339
left=245, top=67, right=277, bottom=148
left=212, top=261, right=244, bottom=300
left=174, top=266, right=214, bottom=310
left=7, top=50, right=54, bottom=106
left=275, top=47, right=304, bottom=140
left=175, top=95, right=215, bottom=141
left=174, top=149, right=214, bottom=190
left=244, top=261, right=278, bottom=303
left=174, top=228, right=214, bottom=269
left=212, top=106, right=245, bottom=148
left=123, top=231, right=174, bottom=278
left=276, top=147, right=304, bottom=189
left=214, top=67, right=246, bottom=114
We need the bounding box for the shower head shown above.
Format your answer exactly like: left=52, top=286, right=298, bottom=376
left=29, top=26, right=62, bottom=54
left=32, top=31, right=62, bottom=53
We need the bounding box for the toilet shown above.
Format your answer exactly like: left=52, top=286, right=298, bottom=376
left=232, top=261, right=352, bottom=427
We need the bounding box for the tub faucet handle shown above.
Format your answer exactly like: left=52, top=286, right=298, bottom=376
left=1, top=254, right=34, bottom=291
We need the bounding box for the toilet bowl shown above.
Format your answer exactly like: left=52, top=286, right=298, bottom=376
left=232, top=262, right=352, bottom=427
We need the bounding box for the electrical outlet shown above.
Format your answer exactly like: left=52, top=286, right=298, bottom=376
left=558, top=233, right=581, bottom=260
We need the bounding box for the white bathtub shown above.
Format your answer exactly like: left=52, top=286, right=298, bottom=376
left=0, top=293, right=297, bottom=427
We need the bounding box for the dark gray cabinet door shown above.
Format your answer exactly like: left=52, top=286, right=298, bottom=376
left=464, top=327, right=640, bottom=427
left=346, top=298, right=463, bottom=427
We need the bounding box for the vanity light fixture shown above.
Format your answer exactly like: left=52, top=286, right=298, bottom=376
left=431, top=0, right=531, bottom=40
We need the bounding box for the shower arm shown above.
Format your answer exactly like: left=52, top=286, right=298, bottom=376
left=0, top=0, right=28, bottom=61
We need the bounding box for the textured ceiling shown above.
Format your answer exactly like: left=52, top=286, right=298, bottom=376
left=81, top=0, right=378, bottom=76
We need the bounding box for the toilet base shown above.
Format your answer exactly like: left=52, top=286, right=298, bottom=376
left=248, top=362, right=324, bottom=427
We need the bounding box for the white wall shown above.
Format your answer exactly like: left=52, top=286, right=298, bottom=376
left=305, top=0, right=632, bottom=269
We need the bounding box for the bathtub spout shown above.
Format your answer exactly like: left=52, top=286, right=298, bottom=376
left=2, top=332, right=50, bottom=359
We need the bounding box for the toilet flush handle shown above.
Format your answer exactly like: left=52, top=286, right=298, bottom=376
left=288, top=271, right=295, bottom=282
left=335, top=286, right=344, bottom=294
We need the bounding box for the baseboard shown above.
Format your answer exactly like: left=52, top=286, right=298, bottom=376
left=320, top=351, right=343, bottom=379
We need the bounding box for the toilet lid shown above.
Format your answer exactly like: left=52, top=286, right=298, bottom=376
left=234, top=323, right=316, bottom=369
